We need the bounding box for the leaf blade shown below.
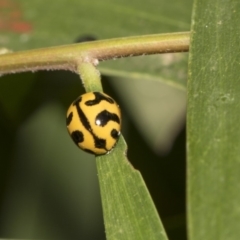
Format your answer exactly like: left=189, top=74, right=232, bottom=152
left=97, top=136, right=168, bottom=240
left=187, top=0, right=240, bottom=239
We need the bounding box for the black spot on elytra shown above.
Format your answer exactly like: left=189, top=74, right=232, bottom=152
left=66, top=112, right=73, bottom=126
left=111, top=129, right=119, bottom=139
left=96, top=110, right=120, bottom=127
left=71, top=130, right=84, bottom=144
left=85, top=92, right=114, bottom=106
left=95, top=138, right=106, bottom=148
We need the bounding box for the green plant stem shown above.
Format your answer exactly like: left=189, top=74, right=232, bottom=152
left=0, top=32, right=190, bottom=75
left=77, top=62, right=103, bottom=92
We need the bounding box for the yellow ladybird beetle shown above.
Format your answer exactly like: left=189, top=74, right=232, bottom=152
left=66, top=92, right=121, bottom=155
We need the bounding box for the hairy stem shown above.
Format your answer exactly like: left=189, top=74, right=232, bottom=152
left=0, top=32, right=190, bottom=75
left=77, top=62, right=103, bottom=92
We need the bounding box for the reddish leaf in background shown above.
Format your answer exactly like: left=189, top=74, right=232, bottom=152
left=0, top=0, right=32, bottom=33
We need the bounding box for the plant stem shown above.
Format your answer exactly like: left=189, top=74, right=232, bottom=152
left=0, top=32, right=190, bottom=75
left=77, top=62, right=103, bottom=92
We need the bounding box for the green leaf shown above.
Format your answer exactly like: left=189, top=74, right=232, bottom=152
left=97, top=136, right=168, bottom=240
left=187, top=0, right=240, bottom=239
